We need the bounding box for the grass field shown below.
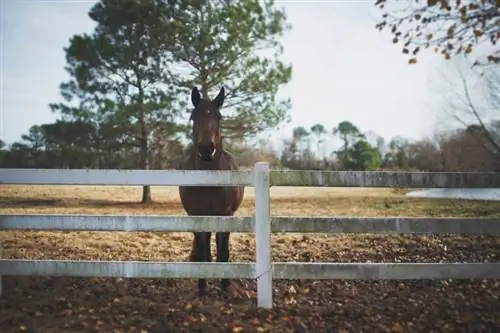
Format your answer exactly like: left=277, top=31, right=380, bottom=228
left=1, top=185, right=500, bottom=333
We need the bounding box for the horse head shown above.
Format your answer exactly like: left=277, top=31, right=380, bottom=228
left=189, top=86, right=225, bottom=161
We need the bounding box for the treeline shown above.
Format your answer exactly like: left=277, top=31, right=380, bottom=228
left=279, top=120, right=500, bottom=172
left=2, top=118, right=499, bottom=173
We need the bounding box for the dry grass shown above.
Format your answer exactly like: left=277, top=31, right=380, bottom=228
left=2, top=184, right=498, bottom=262
left=1, top=185, right=500, bottom=332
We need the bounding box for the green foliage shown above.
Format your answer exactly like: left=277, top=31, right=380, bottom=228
left=292, top=126, right=309, bottom=141
left=167, top=0, right=292, bottom=138
left=332, top=121, right=366, bottom=166
left=310, top=124, right=326, bottom=136
left=49, top=0, right=189, bottom=201
left=345, top=140, right=381, bottom=171
left=333, top=121, right=365, bottom=144
left=374, top=0, right=499, bottom=66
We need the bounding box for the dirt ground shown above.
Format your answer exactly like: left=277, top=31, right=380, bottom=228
left=1, top=185, right=500, bottom=333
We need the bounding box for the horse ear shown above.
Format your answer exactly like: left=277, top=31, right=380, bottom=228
left=191, top=87, right=201, bottom=107
left=212, top=86, right=225, bottom=108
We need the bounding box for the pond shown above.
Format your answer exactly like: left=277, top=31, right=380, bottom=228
left=406, top=188, right=500, bottom=201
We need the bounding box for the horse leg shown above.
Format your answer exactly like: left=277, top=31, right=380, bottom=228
left=191, top=231, right=212, bottom=296
left=216, top=231, right=231, bottom=293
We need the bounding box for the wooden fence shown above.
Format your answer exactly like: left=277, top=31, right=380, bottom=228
left=1, top=162, right=500, bottom=309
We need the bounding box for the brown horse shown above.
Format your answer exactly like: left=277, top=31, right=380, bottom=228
left=178, top=86, right=245, bottom=296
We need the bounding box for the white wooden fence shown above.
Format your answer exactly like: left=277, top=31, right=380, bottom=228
left=1, top=162, right=500, bottom=309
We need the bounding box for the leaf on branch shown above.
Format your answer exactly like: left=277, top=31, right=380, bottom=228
left=446, top=24, right=456, bottom=37
left=392, top=37, right=399, bottom=44
left=408, top=58, right=417, bottom=64
left=402, top=48, right=409, bottom=54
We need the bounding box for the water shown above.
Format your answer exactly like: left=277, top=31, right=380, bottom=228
left=406, top=188, right=500, bottom=201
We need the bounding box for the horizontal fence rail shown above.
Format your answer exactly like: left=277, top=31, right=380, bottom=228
left=3, top=168, right=500, bottom=188
left=270, top=170, right=500, bottom=188
left=1, top=162, right=500, bottom=309
left=0, top=260, right=255, bottom=279
left=272, top=263, right=500, bottom=279
left=1, top=261, right=499, bottom=280
left=0, top=169, right=254, bottom=186
left=3, top=214, right=500, bottom=235
left=271, top=216, right=500, bottom=234
left=0, top=214, right=255, bottom=233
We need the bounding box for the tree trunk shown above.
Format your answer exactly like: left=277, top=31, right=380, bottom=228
left=142, top=185, right=151, bottom=203
left=137, top=84, right=152, bottom=203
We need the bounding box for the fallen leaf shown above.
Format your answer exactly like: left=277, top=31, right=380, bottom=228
left=20, top=326, right=27, bottom=332
left=391, top=322, right=403, bottom=332
left=61, top=309, right=73, bottom=316
left=249, top=318, right=260, bottom=325
left=232, top=326, right=244, bottom=333
left=185, top=303, right=193, bottom=311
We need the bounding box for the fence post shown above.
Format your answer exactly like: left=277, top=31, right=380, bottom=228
left=254, top=162, right=272, bottom=308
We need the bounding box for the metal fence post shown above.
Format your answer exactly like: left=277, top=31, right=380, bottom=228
left=254, top=162, right=272, bottom=308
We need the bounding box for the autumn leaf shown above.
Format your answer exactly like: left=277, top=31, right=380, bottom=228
left=184, top=303, right=193, bottom=311
left=391, top=322, right=404, bottom=332
left=408, top=58, right=417, bottom=64
left=249, top=318, right=261, bottom=325
left=20, top=326, right=27, bottom=332
left=232, top=326, right=244, bottom=333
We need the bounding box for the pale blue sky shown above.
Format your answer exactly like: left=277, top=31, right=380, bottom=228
left=1, top=0, right=449, bottom=150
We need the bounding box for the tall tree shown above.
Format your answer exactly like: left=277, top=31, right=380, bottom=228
left=374, top=0, right=499, bottom=66
left=292, top=126, right=310, bottom=153
left=332, top=121, right=365, bottom=166
left=49, top=0, right=182, bottom=202
left=310, top=123, right=326, bottom=158
left=167, top=0, right=293, bottom=139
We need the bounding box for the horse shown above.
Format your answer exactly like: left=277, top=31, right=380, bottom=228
left=178, top=86, right=245, bottom=296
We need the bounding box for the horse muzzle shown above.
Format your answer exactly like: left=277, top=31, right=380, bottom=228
left=197, top=142, right=216, bottom=161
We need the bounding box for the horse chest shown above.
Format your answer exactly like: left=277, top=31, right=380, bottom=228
left=179, top=186, right=239, bottom=215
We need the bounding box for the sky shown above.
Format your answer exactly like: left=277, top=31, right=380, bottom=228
left=1, top=0, right=454, bottom=151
